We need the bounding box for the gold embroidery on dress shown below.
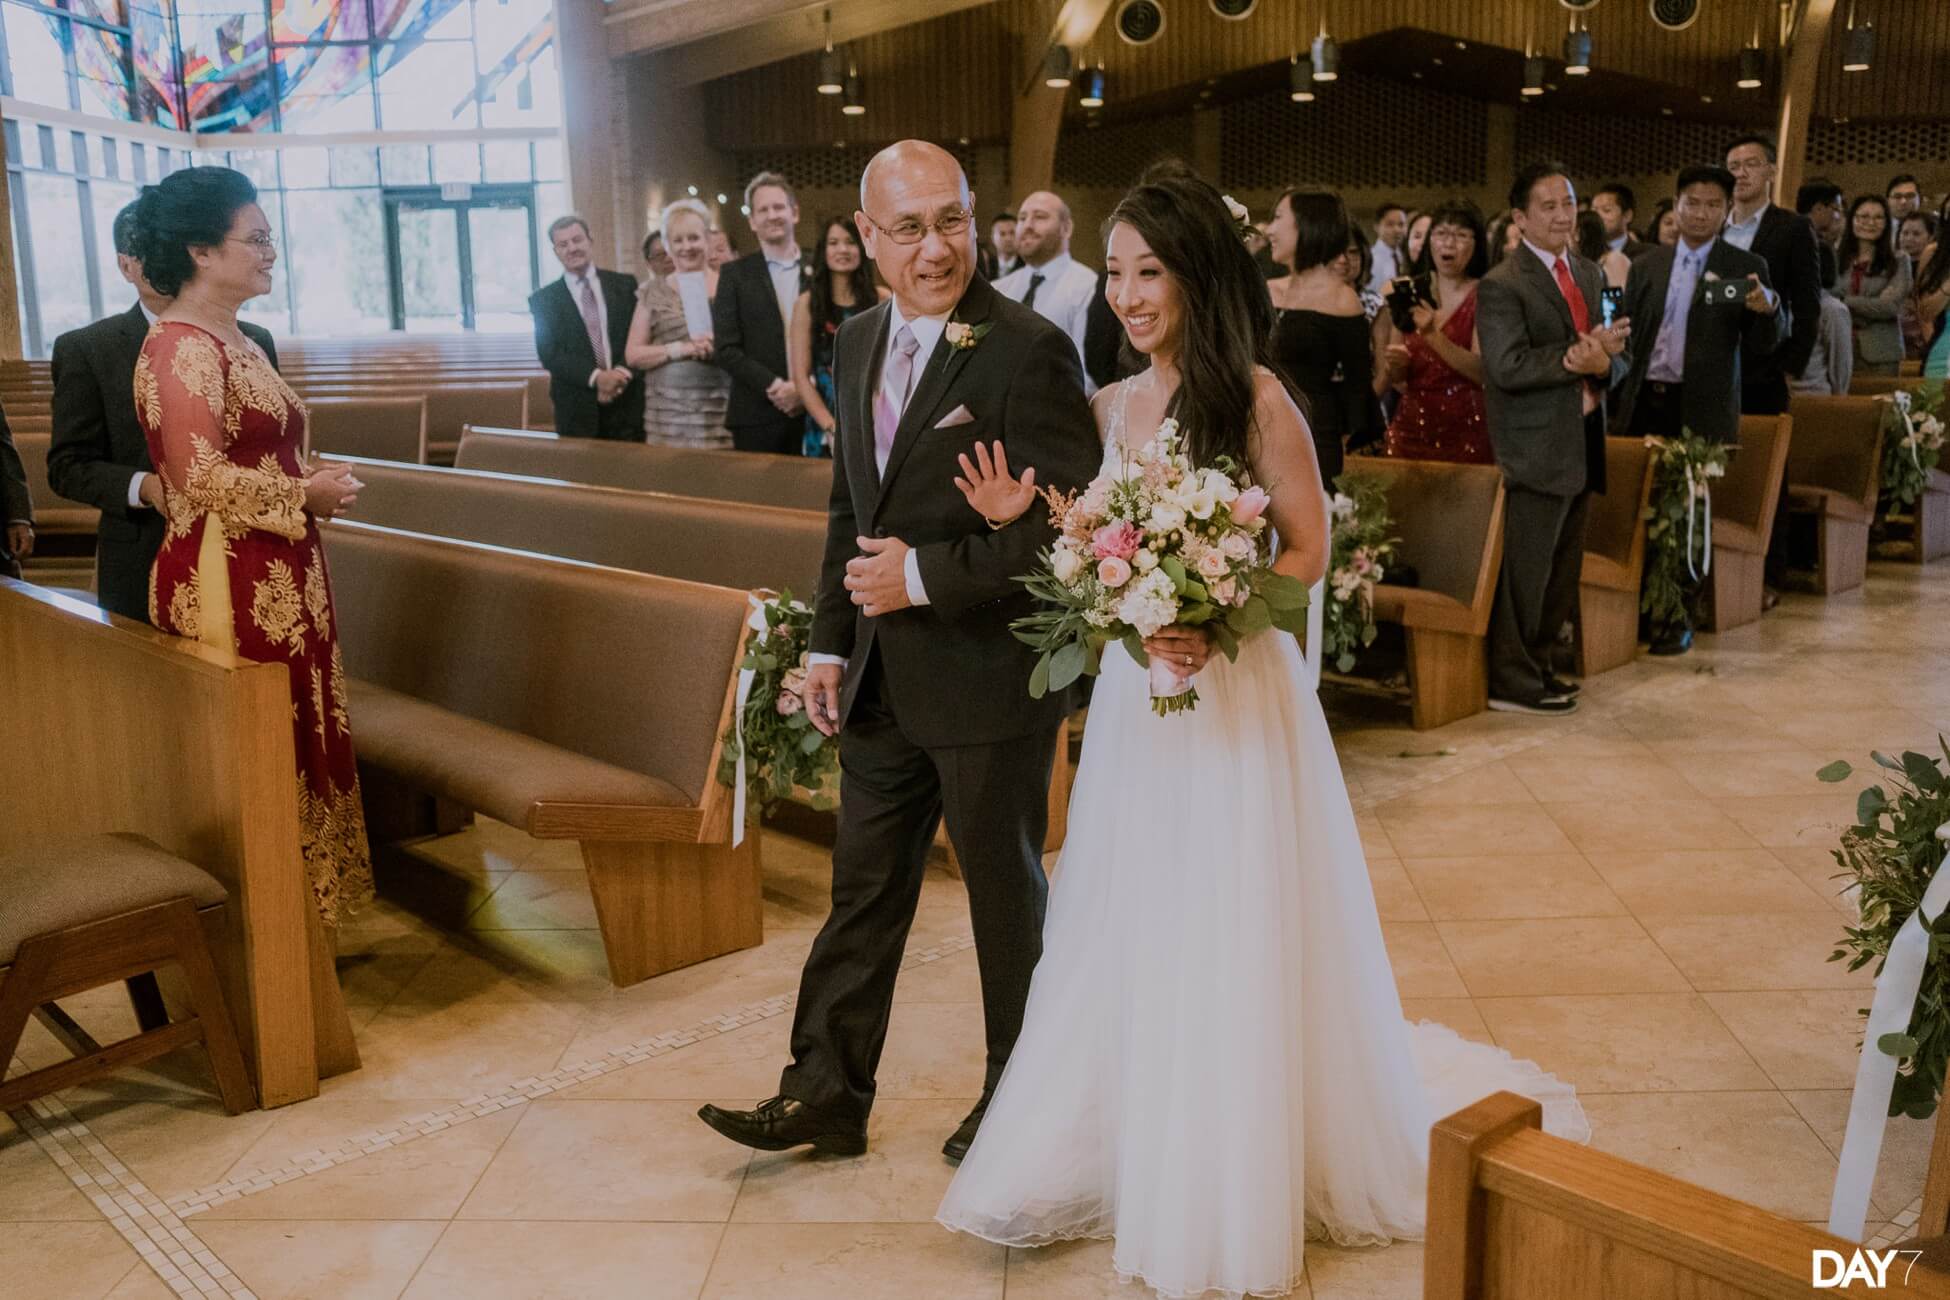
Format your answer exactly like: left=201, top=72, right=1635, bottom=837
left=328, top=641, right=351, bottom=736
left=303, top=553, right=331, bottom=641
left=166, top=571, right=201, bottom=639
left=179, top=435, right=308, bottom=541
left=225, top=344, right=289, bottom=438
left=310, top=664, right=327, bottom=747
left=250, top=559, right=306, bottom=653
left=168, top=332, right=234, bottom=437
left=133, top=353, right=162, bottom=431
left=297, top=774, right=374, bottom=925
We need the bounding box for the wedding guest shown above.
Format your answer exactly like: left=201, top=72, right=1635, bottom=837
left=1723, top=134, right=1821, bottom=418
left=791, top=216, right=888, bottom=457
left=708, top=228, right=736, bottom=269
left=1380, top=198, right=1490, bottom=465
left=1900, top=215, right=1937, bottom=360
left=1797, top=177, right=1847, bottom=289
left=624, top=199, right=730, bottom=449
left=994, top=191, right=1098, bottom=391
left=130, top=165, right=371, bottom=925
left=1649, top=199, right=1680, bottom=248
left=0, top=404, right=29, bottom=579
left=531, top=215, right=642, bottom=440
left=1403, top=211, right=1433, bottom=274
left=1486, top=212, right=1521, bottom=267
left=1269, top=190, right=1374, bottom=484
left=1888, top=174, right=1924, bottom=223
left=713, top=171, right=809, bottom=454
left=47, top=200, right=278, bottom=622
left=1364, top=201, right=1407, bottom=296
left=642, top=229, right=676, bottom=283
left=1577, top=210, right=1631, bottom=292
left=989, top=212, right=1021, bottom=279
left=1339, top=234, right=1384, bottom=321
left=1917, top=239, right=1950, bottom=378
left=1477, top=161, right=1628, bottom=715
left=1839, top=194, right=1913, bottom=377
left=1593, top=183, right=1651, bottom=259
left=1611, top=164, right=1779, bottom=653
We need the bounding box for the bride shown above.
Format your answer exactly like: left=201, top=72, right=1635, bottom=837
left=933, top=173, right=1588, bottom=1299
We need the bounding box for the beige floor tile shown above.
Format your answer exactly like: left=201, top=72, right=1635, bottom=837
left=1352, top=813, right=1393, bottom=860
left=701, top=1222, right=1004, bottom=1298
left=1375, top=760, right=1535, bottom=807
left=1400, top=854, right=1624, bottom=920
left=894, top=948, right=985, bottom=1005
left=1004, top=1236, right=1192, bottom=1299
left=1366, top=860, right=1428, bottom=922
left=1473, top=994, right=1771, bottom=1092
left=1784, top=1090, right=1937, bottom=1222
left=402, top=1220, right=725, bottom=1299
left=458, top=1099, right=747, bottom=1221
left=1512, top=724, right=1660, bottom=762
left=58, top=1092, right=279, bottom=1200
left=1615, top=702, right=1794, bottom=755
left=0, top=1123, right=105, bottom=1220
left=399, top=818, right=536, bottom=876
left=1771, top=847, right=1858, bottom=917
left=1542, top=800, right=1760, bottom=854
left=1578, top=1091, right=1839, bottom=1221
left=1380, top=922, right=1468, bottom=998
left=1669, top=747, right=1850, bottom=798
left=1702, top=991, right=1868, bottom=1089
left=1373, top=803, right=1575, bottom=859
left=196, top=1220, right=446, bottom=1300
left=102, top=1269, right=179, bottom=1298
left=465, top=870, right=602, bottom=931
left=1436, top=918, right=1690, bottom=997
left=1716, top=793, right=1865, bottom=849
left=388, top=929, right=619, bottom=1009
left=1582, top=848, right=1834, bottom=917
left=555, top=931, right=820, bottom=1060
left=1767, top=708, right=1949, bottom=755
left=1641, top=913, right=1872, bottom=992
left=0, top=1221, right=143, bottom=1300
left=559, top=1018, right=789, bottom=1102
left=1398, top=998, right=1493, bottom=1046
left=876, top=1002, right=990, bottom=1101
left=322, top=996, right=586, bottom=1101
left=1304, top=1240, right=1424, bottom=1299
left=733, top=1099, right=967, bottom=1223
left=1507, top=754, right=1698, bottom=802
left=200, top=1102, right=524, bottom=1220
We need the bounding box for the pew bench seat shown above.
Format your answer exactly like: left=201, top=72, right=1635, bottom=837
left=349, top=682, right=691, bottom=835
left=1783, top=395, right=1885, bottom=596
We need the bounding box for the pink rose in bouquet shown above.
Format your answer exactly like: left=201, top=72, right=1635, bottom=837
left=1096, top=556, right=1133, bottom=589
left=1092, top=520, right=1143, bottom=561
left=1232, top=485, right=1270, bottom=524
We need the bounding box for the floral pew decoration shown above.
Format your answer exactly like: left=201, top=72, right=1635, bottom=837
left=1878, top=383, right=1948, bottom=564
left=1640, top=433, right=1728, bottom=637
left=1320, top=473, right=1399, bottom=676
left=718, top=590, right=840, bottom=839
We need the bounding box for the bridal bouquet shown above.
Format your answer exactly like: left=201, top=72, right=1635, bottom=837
left=1013, top=418, right=1310, bottom=715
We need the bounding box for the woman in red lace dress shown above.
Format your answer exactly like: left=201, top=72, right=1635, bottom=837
left=131, top=166, right=372, bottom=924
left=1380, top=199, right=1493, bottom=465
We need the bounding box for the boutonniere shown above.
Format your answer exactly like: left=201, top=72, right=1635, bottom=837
left=944, top=320, right=993, bottom=352
left=1703, top=270, right=1722, bottom=282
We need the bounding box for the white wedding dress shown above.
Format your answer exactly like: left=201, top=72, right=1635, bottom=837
left=935, top=395, right=1590, bottom=1299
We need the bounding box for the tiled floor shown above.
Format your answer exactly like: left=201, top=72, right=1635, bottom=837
left=7, top=558, right=1949, bottom=1299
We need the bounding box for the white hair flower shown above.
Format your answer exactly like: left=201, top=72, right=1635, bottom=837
left=1222, top=195, right=1250, bottom=226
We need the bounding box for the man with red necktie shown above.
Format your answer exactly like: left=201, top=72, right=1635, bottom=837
left=1477, top=161, right=1632, bottom=716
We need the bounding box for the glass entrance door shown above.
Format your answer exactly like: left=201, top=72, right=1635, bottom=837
left=383, top=186, right=539, bottom=332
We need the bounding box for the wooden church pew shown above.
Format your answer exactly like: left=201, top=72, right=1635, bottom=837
left=1785, top=395, right=1886, bottom=596
left=1706, top=413, right=1793, bottom=633
left=454, top=427, right=833, bottom=512
left=1575, top=437, right=1655, bottom=676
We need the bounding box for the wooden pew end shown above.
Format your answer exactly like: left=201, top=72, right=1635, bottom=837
left=580, top=836, right=764, bottom=987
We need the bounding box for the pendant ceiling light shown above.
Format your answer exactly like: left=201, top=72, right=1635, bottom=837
left=842, top=64, right=865, bottom=115
left=1563, top=19, right=1592, bottom=75
left=1736, top=45, right=1764, bottom=89
left=1522, top=54, right=1547, bottom=96
left=1288, top=55, right=1315, bottom=102
left=1043, top=44, right=1074, bottom=89
left=1842, top=3, right=1875, bottom=72
left=1311, top=25, right=1339, bottom=81
left=1079, top=64, right=1106, bottom=108
left=816, top=10, right=843, bottom=95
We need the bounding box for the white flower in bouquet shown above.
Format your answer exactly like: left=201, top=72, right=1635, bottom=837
left=1330, top=493, right=1357, bottom=522
left=1115, top=569, right=1181, bottom=637
left=1186, top=488, right=1219, bottom=520
left=775, top=689, right=803, bottom=717
left=1701, top=460, right=1725, bottom=479
left=1195, top=549, right=1229, bottom=579
left=1134, top=548, right=1158, bottom=572
left=1200, top=468, right=1240, bottom=503
left=1220, top=532, right=1253, bottom=561
left=1052, top=545, right=1084, bottom=584
left=781, top=666, right=809, bottom=696
left=1148, top=501, right=1187, bottom=533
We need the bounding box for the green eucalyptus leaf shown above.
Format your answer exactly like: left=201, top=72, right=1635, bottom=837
left=1048, top=641, right=1087, bottom=691
left=1028, top=652, right=1052, bottom=699
left=1123, top=632, right=1150, bottom=667
left=1816, top=760, right=1854, bottom=783
left=1881, top=1032, right=1922, bottom=1058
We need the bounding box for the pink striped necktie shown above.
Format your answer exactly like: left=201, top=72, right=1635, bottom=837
left=874, top=324, right=920, bottom=473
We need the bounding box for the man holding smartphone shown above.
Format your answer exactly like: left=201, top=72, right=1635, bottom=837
left=1612, top=163, right=1780, bottom=654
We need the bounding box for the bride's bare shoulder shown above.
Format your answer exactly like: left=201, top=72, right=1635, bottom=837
left=1089, top=379, right=1124, bottom=443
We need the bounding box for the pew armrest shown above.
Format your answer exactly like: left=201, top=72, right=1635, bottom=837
left=1370, top=586, right=1479, bottom=636
left=1788, top=484, right=1876, bottom=525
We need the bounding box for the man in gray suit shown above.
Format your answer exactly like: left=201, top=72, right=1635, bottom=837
left=1477, top=161, right=1630, bottom=715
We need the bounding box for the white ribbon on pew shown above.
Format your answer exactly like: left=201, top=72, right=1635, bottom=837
left=730, top=595, right=769, bottom=849
left=1828, top=822, right=1950, bottom=1240
left=1683, top=463, right=1713, bottom=583
left=1894, top=391, right=1923, bottom=475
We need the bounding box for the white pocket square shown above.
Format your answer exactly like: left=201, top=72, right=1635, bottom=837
left=934, top=405, right=977, bottom=429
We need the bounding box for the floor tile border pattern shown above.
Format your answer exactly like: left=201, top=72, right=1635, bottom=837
left=13, top=1093, right=256, bottom=1299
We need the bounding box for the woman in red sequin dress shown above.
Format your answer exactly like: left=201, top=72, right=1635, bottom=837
left=132, top=166, right=372, bottom=924
left=1380, top=199, right=1493, bottom=465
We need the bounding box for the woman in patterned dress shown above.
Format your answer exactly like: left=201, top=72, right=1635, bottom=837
left=624, top=199, right=732, bottom=449
left=131, top=165, right=372, bottom=925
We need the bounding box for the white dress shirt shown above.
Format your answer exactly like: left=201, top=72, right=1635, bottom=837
left=1365, top=240, right=1401, bottom=297
left=806, top=300, right=944, bottom=670
left=994, top=253, right=1099, bottom=396
left=1723, top=202, right=1768, bottom=253
left=764, top=250, right=803, bottom=327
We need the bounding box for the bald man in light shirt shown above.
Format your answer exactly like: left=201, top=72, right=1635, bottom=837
left=993, top=190, right=1100, bottom=395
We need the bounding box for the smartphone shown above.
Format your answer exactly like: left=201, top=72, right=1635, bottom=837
left=1600, top=286, right=1623, bottom=328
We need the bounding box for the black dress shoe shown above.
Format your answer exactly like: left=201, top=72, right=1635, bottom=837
left=1543, top=674, right=1582, bottom=697
left=1649, top=628, right=1693, bottom=656
left=697, top=1095, right=866, bottom=1156
left=942, top=1088, right=994, bottom=1164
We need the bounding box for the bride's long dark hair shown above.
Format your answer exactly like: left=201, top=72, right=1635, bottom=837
left=1106, top=171, right=1294, bottom=470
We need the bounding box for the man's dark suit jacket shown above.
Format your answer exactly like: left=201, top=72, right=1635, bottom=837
left=811, top=275, right=1102, bottom=750
left=1619, top=236, right=1654, bottom=261
left=1477, top=246, right=1623, bottom=499
left=45, top=305, right=278, bottom=621
left=529, top=270, right=644, bottom=440
left=1613, top=240, right=1780, bottom=445
left=1, top=403, right=30, bottom=579
left=1737, top=204, right=1822, bottom=413
left=712, top=249, right=812, bottom=452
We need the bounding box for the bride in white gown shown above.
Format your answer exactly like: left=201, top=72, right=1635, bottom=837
left=934, top=174, right=1588, bottom=1299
